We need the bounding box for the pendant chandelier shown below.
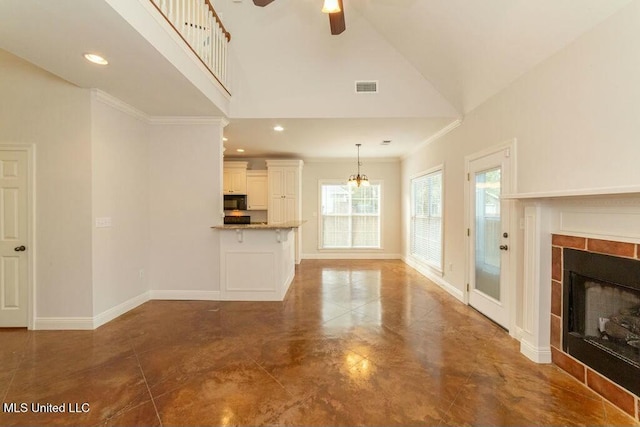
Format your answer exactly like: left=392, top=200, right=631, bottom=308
left=348, top=143, right=369, bottom=187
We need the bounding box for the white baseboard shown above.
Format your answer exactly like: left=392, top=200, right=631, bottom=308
left=35, top=289, right=221, bottom=330
left=280, top=266, right=295, bottom=299
left=512, top=325, right=525, bottom=340
left=520, top=339, right=552, bottom=364
left=402, top=256, right=464, bottom=302
left=302, top=253, right=402, bottom=260
left=149, top=290, right=221, bottom=300
left=93, top=291, right=150, bottom=329
left=34, top=317, right=94, bottom=330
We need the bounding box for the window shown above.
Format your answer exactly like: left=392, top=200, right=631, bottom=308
left=320, top=182, right=381, bottom=249
left=411, top=168, right=443, bottom=271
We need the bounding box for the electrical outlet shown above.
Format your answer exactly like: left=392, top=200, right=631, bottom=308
left=139, top=269, right=144, bottom=279
left=95, top=217, right=112, bottom=228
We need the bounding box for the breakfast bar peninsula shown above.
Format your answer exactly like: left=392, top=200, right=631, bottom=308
left=212, top=221, right=304, bottom=301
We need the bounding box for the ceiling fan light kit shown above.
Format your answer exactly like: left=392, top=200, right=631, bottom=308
left=322, top=0, right=341, bottom=14
left=252, top=0, right=345, bottom=35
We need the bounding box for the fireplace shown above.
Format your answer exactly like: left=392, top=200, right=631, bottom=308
left=551, top=234, right=640, bottom=419
left=562, top=248, right=640, bottom=396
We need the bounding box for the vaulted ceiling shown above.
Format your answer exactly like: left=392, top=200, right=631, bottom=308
left=0, top=0, right=633, bottom=158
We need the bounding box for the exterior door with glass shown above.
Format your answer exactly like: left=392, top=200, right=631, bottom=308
left=467, top=147, right=512, bottom=329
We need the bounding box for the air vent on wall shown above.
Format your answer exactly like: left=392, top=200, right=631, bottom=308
left=355, top=81, right=378, bottom=93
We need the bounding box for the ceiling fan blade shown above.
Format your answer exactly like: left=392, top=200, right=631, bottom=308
left=328, top=0, right=346, bottom=35
left=253, top=0, right=275, bottom=6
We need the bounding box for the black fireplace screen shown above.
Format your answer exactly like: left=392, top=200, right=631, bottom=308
left=563, top=248, right=640, bottom=395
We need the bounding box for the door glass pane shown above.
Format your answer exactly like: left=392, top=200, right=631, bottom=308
left=475, top=167, right=501, bottom=300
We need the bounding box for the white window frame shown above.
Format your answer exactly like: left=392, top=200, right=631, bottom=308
left=318, top=179, right=383, bottom=250
left=410, top=165, right=444, bottom=274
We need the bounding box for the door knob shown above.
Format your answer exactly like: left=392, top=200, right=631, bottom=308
left=499, top=245, right=508, bottom=251
left=14, top=245, right=26, bottom=252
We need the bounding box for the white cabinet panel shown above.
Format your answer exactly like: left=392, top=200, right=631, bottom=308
left=223, top=161, right=248, bottom=194
left=266, top=160, right=304, bottom=264
left=246, top=171, right=268, bottom=210
left=267, top=161, right=302, bottom=224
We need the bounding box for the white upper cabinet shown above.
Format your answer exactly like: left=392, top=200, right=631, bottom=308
left=223, top=161, right=248, bottom=194
left=246, top=170, right=268, bottom=210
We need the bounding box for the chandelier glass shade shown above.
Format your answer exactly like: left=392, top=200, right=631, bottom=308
left=348, top=144, right=369, bottom=187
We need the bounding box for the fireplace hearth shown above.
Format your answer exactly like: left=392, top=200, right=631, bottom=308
left=550, top=234, right=640, bottom=419
left=562, top=248, right=640, bottom=395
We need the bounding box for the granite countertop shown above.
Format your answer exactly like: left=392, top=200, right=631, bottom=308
left=212, top=220, right=305, bottom=230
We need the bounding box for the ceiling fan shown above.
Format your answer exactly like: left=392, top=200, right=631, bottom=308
left=252, top=0, right=346, bottom=35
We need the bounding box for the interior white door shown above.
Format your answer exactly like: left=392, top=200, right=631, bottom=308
left=467, top=148, right=511, bottom=329
left=0, top=149, right=29, bottom=327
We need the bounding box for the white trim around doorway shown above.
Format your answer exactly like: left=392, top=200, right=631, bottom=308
left=464, top=139, right=518, bottom=334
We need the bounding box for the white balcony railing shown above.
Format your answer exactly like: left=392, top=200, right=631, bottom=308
left=150, top=0, right=231, bottom=94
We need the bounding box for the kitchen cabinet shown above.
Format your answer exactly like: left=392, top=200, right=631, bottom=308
left=223, top=161, right=248, bottom=194
left=246, top=170, right=268, bottom=210
left=213, top=222, right=303, bottom=301
left=267, top=160, right=304, bottom=263
left=267, top=160, right=302, bottom=224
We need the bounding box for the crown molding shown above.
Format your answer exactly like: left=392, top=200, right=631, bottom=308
left=148, top=116, right=229, bottom=126
left=302, top=157, right=400, bottom=164
left=91, top=89, right=228, bottom=127
left=92, top=89, right=149, bottom=122
left=402, top=118, right=463, bottom=161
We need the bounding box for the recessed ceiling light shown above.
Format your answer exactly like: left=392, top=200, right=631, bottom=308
left=273, top=125, right=284, bottom=132
left=222, top=137, right=228, bottom=142
left=83, top=53, right=108, bottom=65
left=236, top=148, right=245, bottom=153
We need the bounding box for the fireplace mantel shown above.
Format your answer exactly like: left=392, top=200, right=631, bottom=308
left=518, top=194, right=640, bottom=421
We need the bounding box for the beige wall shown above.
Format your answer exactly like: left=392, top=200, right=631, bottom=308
left=401, top=1, right=640, bottom=308
left=1, top=49, right=227, bottom=323
left=302, top=159, right=401, bottom=258
left=149, top=122, right=224, bottom=295
left=0, top=49, right=94, bottom=318
left=91, top=94, right=150, bottom=316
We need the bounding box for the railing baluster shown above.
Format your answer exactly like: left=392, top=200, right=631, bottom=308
left=223, top=25, right=227, bottom=85
left=191, top=1, right=196, bottom=49
left=221, top=27, right=227, bottom=85
left=198, top=0, right=204, bottom=60
left=149, top=0, right=230, bottom=93
left=215, top=23, right=220, bottom=80
left=185, top=0, right=190, bottom=45
left=181, top=0, right=186, bottom=40
left=210, top=13, right=215, bottom=72
left=205, top=9, right=211, bottom=67
left=213, top=22, right=219, bottom=79
left=219, top=24, right=224, bottom=83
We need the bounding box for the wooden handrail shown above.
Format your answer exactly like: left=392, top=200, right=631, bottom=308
left=204, top=0, right=231, bottom=42
left=149, top=0, right=231, bottom=94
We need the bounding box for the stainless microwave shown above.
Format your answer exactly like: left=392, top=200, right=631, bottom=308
left=224, top=194, right=247, bottom=210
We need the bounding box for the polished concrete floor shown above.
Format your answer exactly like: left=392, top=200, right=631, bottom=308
left=1, top=260, right=638, bottom=426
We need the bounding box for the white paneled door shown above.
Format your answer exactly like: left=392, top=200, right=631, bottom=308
left=0, top=149, right=28, bottom=327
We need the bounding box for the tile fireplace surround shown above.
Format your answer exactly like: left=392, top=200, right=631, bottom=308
left=551, top=234, right=640, bottom=420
